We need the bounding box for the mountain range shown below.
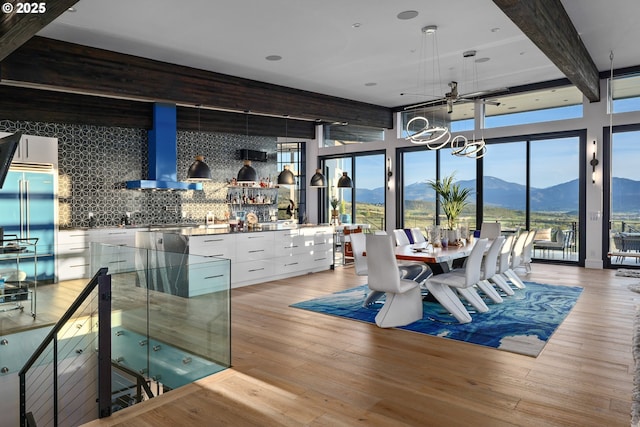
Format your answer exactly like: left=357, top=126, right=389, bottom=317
left=351, top=177, right=640, bottom=213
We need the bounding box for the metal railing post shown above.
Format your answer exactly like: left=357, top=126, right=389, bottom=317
left=97, top=273, right=112, bottom=418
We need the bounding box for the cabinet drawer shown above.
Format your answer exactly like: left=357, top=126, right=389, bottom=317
left=58, top=231, right=90, bottom=245
left=190, top=235, right=235, bottom=259
left=309, top=249, right=333, bottom=268
left=188, top=261, right=230, bottom=296
left=236, top=234, right=273, bottom=260
left=231, top=260, right=274, bottom=285
left=57, top=243, right=91, bottom=255
left=58, top=256, right=91, bottom=281
left=273, top=255, right=309, bottom=275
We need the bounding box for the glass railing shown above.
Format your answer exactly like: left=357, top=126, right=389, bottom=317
left=17, top=243, right=230, bottom=426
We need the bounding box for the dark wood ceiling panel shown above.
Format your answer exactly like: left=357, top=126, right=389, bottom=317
left=0, top=85, right=153, bottom=128
left=0, top=0, right=79, bottom=61
left=176, top=108, right=315, bottom=139
left=492, top=0, right=600, bottom=102
left=1, top=36, right=392, bottom=129
left=0, top=85, right=316, bottom=138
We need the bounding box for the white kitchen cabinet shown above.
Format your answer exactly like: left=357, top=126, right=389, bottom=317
left=187, top=256, right=230, bottom=296
left=57, top=230, right=92, bottom=281
left=89, top=228, right=144, bottom=274
left=0, top=132, right=58, bottom=168
left=189, top=234, right=235, bottom=259
left=189, top=226, right=332, bottom=288
left=235, top=233, right=273, bottom=262
left=57, top=227, right=145, bottom=281
left=272, top=227, right=333, bottom=277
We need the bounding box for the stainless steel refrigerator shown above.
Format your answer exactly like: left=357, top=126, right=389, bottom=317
left=0, top=166, right=56, bottom=282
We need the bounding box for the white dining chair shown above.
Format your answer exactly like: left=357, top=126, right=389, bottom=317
left=393, top=229, right=411, bottom=246
left=521, top=229, right=537, bottom=273
left=476, top=236, right=505, bottom=303
left=505, top=231, right=528, bottom=289
left=425, top=238, right=489, bottom=324
left=350, top=232, right=383, bottom=307
left=365, top=234, right=423, bottom=328
left=479, top=222, right=501, bottom=239
left=410, top=227, right=427, bottom=244
left=391, top=229, right=432, bottom=286
left=490, top=233, right=516, bottom=296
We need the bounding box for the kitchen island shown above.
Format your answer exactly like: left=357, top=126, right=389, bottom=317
left=134, top=224, right=334, bottom=293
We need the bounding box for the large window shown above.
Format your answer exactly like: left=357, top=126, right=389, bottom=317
left=485, top=86, right=583, bottom=128
left=529, top=137, right=579, bottom=261
left=400, top=132, right=582, bottom=263
left=400, top=148, right=476, bottom=232
left=483, top=135, right=580, bottom=261
left=482, top=141, right=527, bottom=229
left=611, top=74, right=640, bottom=113
left=277, top=142, right=305, bottom=221
left=321, top=152, right=385, bottom=231
left=322, top=124, right=385, bottom=147
left=401, top=149, right=436, bottom=229
left=440, top=147, right=476, bottom=230
left=607, top=127, right=640, bottom=266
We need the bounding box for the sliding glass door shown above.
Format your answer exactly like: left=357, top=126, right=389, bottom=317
left=399, top=131, right=584, bottom=264
left=606, top=126, right=640, bottom=267
left=320, top=151, right=385, bottom=232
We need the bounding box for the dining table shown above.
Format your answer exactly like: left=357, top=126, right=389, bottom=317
left=395, top=239, right=481, bottom=274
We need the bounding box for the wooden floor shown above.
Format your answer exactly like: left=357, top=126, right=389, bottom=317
left=45, top=264, right=639, bottom=426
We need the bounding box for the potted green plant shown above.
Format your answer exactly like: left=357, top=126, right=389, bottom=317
left=330, top=198, right=340, bottom=223
left=428, top=172, right=471, bottom=241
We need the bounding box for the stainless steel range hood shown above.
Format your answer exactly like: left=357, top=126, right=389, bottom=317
left=126, top=103, right=202, bottom=191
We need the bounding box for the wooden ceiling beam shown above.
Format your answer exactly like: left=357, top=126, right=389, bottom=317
left=493, top=0, right=600, bottom=102
left=1, top=36, right=392, bottom=129
left=0, top=0, right=79, bottom=61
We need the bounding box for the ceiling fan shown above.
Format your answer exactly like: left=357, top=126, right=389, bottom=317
left=403, top=80, right=505, bottom=113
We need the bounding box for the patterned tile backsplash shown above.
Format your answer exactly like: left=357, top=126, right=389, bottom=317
left=0, top=120, right=278, bottom=228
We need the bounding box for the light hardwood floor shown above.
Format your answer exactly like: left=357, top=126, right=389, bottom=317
left=59, top=264, right=638, bottom=426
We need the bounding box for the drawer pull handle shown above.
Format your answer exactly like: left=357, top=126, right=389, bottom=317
left=285, top=262, right=299, bottom=266
left=248, top=268, right=265, bottom=272
left=204, top=274, right=225, bottom=280
left=248, top=249, right=264, bottom=253
left=204, top=239, right=224, bottom=243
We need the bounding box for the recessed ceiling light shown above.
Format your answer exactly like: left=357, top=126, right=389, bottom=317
left=265, top=55, right=282, bottom=61
left=508, top=106, right=517, bottom=110
left=67, top=6, right=77, bottom=12
left=364, top=82, right=377, bottom=87
left=491, top=27, right=500, bottom=33
left=475, top=57, right=490, bottom=63
left=397, top=10, right=419, bottom=20
left=352, top=23, right=361, bottom=28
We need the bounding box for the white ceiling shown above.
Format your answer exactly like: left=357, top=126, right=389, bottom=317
left=37, top=0, right=640, bottom=110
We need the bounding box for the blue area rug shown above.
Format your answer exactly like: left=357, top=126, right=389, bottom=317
left=291, top=281, right=582, bottom=357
